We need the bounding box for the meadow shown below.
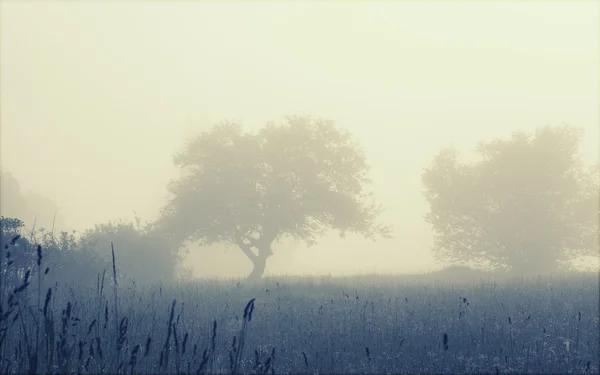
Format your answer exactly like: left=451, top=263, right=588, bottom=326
left=0, top=242, right=598, bottom=374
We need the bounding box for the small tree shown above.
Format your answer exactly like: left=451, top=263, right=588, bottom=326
left=0, top=217, right=31, bottom=289
left=0, top=216, right=25, bottom=238
left=157, top=116, right=391, bottom=279
left=422, top=125, right=599, bottom=275
left=0, top=216, right=109, bottom=288
left=79, top=218, right=180, bottom=284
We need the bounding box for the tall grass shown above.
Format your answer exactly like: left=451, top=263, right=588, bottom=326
left=0, top=238, right=598, bottom=374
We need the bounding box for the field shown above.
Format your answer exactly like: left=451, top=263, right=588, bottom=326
left=1, top=259, right=598, bottom=375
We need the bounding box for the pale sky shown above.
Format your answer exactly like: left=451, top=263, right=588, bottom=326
left=1, top=1, right=598, bottom=277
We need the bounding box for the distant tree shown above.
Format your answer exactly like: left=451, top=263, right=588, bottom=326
left=0, top=169, right=66, bottom=232
left=157, top=116, right=391, bottom=279
left=422, top=125, right=599, bottom=275
left=0, top=217, right=32, bottom=287
left=0, top=171, right=30, bottom=228
left=79, top=218, right=180, bottom=284
left=37, top=229, right=109, bottom=286
left=0, top=216, right=108, bottom=288
left=0, top=216, right=25, bottom=238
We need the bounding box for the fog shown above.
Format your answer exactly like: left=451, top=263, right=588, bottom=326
left=1, top=2, right=598, bottom=277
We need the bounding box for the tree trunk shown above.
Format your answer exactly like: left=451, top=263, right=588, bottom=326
left=237, top=241, right=273, bottom=280
left=248, top=255, right=267, bottom=280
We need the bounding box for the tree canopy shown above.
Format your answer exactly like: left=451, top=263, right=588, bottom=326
left=422, top=125, right=599, bottom=275
left=156, top=116, right=391, bottom=279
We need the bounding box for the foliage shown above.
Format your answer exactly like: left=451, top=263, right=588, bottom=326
left=0, top=217, right=31, bottom=288
left=422, top=125, right=599, bottom=274
left=38, top=228, right=109, bottom=286
left=1, top=216, right=108, bottom=287
left=1, top=212, right=180, bottom=287
left=79, top=217, right=182, bottom=284
left=157, top=116, right=391, bottom=278
left=0, top=216, right=25, bottom=236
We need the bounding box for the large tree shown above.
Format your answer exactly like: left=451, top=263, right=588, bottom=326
left=422, top=125, right=598, bottom=275
left=157, top=116, right=391, bottom=279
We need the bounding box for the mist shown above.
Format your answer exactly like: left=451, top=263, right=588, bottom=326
left=1, top=2, right=598, bottom=278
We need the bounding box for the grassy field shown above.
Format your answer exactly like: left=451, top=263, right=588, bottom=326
left=1, top=248, right=598, bottom=375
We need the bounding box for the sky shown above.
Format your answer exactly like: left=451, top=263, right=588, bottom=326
left=1, top=1, right=598, bottom=277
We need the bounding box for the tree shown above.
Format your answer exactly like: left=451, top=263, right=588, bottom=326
left=0, top=216, right=109, bottom=288
left=0, top=216, right=25, bottom=238
left=0, top=217, right=31, bottom=288
left=79, top=218, right=182, bottom=284
left=157, top=116, right=391, bottom=279
left=0, top=169, right=66, bottom=233
left=422, top=125, right=599, bottom=275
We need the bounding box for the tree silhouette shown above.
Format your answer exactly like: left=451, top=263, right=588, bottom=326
left=0, top=169, right=66, bottom=232
left=79, top=219, right=180, bottom=284
left=157, top=116, right=391, bottom=279
left=422, top=125, right=598, bottom=275
left=0, top=216, right=109, bottom=287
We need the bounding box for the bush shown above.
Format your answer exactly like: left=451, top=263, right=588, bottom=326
left=78, top=218, right=182, bottom=285
left=1, top=216, right=109, bottom=287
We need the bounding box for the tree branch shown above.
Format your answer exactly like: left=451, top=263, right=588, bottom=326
left=236, top=240, right=258, bottom=262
